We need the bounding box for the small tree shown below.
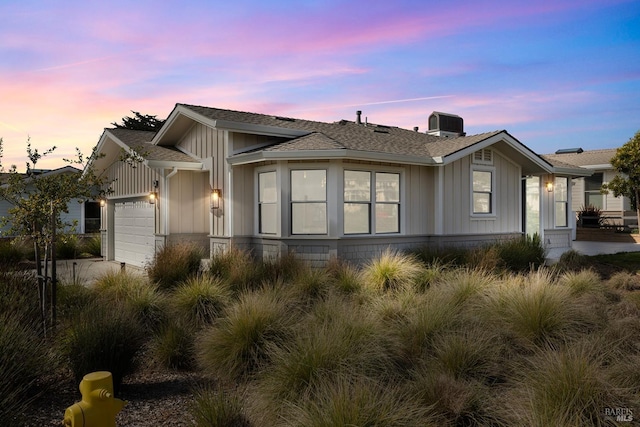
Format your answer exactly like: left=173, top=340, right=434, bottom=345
left=0, top=139, right=107, bottom=334
left=602, top=130, right=640, bottom=229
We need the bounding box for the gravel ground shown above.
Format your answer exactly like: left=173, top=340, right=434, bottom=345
left=19, top=369, right=203, bottom=426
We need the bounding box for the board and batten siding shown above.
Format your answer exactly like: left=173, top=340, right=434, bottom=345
left=405, top=164, right=434, bottom=235
left=105, top=160, right=160, bottom=198
left=168, top=170, right=209, bottom=234
left=177, top=122, right=234, bottom=237
left=441, top=151, right=521, bottom=235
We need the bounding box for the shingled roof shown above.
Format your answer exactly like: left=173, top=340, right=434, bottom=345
left=544, top=148, right=617, bottom=168
left=178, top=103, right=505, bottom=160
left=108, top=128, right=199, bottom=164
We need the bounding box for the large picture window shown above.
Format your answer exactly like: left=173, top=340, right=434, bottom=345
left=343, top=170, right=400, bottom=234
left=291, top=170, right=327, bottom=234
left=472, top=169, right=493, bottom=214
left=555, top=176, right=568, bottom=227
left=258, top=171, right=277, bottom=234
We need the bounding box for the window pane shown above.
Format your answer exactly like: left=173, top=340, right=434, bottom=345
left=555, top=202, right=567, bottom=227
left=375, top=204, right=399, bottom=233
left=555, top=177, right=568, bottom=202
left=291, top=170, right=326, bottom=201
left=260, top=204, right=277, bottom=234
left=292, top=203, right=327, bottom=234
left=259, top=172, right=277, bottom=203
left=344, top=170, right=370, bottom=201
left=585, top=173, right=603, bottom=191
left=376, top=173, right=400, bottom=202
left=586, top=193, right=603, bottom=209
left=344, top=203, right=370, bottom=234
left=473, top=171, right=492, bottom=192
left=473, top=193, right=491, bottom=214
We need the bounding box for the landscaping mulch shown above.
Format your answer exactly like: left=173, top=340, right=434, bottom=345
left=20, top=369, right=203, bottom=426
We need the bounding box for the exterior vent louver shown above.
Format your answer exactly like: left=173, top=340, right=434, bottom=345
left=473, top=149, right=493, bottom=165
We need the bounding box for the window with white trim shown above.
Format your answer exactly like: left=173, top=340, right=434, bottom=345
left=343, top=170, right=400, bottom=234
left=258, top=171, right=277, bottom=234
left=291, top=169, right=327, bottom=234
left=555, top=176, right=568, bottom=227
left=472, top=169, right=493, bottom=214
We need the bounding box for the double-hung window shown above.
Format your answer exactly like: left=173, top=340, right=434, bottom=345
left=258, top=171, right=277, bottom=234
left=291, top=169, right=327, bottom=234
left=555, top=177, right=568, bottom=227
left=472, top=169, right=493, bottom=214
left=343, top=170, right=400, bottom=234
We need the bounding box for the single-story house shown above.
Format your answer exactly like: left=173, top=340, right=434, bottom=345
left=0, top=166, right=101, bottom=236
left=544, top=148, right=635, bottom=227
left=89, top=103, right=591, bottom=268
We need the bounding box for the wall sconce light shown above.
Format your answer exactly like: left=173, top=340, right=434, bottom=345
left=149, top=180, right=159, bottom=204
left=211, top=188, right=221, bottom=210
left=99, top=198, right=106, bottom=207
left=546, top=182, right=554, bottom=192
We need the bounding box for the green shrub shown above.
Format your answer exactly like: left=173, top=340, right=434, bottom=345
left=62, top=302, right=144, bottom=393
left=147, top=243, right=204, bottom=290
left=191, top=385, right=251, bottom=427
left=0, top=313, right=55, bottom=426
left=496, top=233, right=546, bottom=273
left=360, top=249, right=424, bottom=293
left=170, top=275, right=231, bottom=329
left=0, top=271, right=40, bottom=324
left=0, top=239, right=25, bottom=267
left=555, top=249, right=590, bottom=272
left=257, top=251, right=307, bottom=284
left=197, top=289, right=297, bottom=381
left=56, top=233, right=81, bottom=259
left=82, top=234, right=102, bottom=257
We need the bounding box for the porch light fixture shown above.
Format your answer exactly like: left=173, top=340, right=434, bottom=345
left=149, top=191, right=158, bottom=204
left=546, top=181, right=554, bottom=192
left=99, top=198, right=106, bottom=207
left=211, top=188, right=222, bottom=210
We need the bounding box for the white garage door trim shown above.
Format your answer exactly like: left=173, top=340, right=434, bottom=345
left=114, top=200, right=156, bottom=267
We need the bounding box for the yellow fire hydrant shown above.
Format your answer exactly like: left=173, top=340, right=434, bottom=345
left=63, top=371, right=126, bottom=427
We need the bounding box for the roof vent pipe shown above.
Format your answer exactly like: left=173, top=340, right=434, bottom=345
left=413, top=126, right=419, bottom=132
left=356, top=110, right=362, bottom=125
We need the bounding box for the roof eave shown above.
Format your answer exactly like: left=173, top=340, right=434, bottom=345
left=146, top=160, right=203, bottom=170
left=228, top=149, right=439, bottom=166
left=553, top=167, right=593, bottom=177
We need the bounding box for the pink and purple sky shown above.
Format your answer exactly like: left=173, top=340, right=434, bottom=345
left=1, top=0, right=639, bottom=171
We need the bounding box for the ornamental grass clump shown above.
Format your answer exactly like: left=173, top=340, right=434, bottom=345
left=197, top=288, right=297, bottom=382
left=150, top=319, right=196, bottom=371
left=502, top=344, right=627, bottom=427
left=607, top=271, right=640, bottom=291
left=496, top=233, right=546, bottom=273
left=190, top=385, right=251, bottom=427
left=251, top=296, right=396, bottom=424
left=147, top=242, right=204, bottom=290
left=170, top=275, right=231, bottom=329
left=62, top=302, right=144, bottom=394
left=283, top=375, right=436, bottom=427
left=0, top=313, right=56, bottom=426
left=208, top=247, right=260, bottom=293
left=360, top=248, right=424, bottom=293
left=557, top=269, right=604, bottom=296
left=432, top=268, right=494, bottom=308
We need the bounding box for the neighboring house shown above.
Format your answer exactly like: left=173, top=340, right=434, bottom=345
left=544, top=148, right=635, bottom=227
left=89, top=103, right=590, bottom=268
left=0, top=166, right=101, bottom=236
